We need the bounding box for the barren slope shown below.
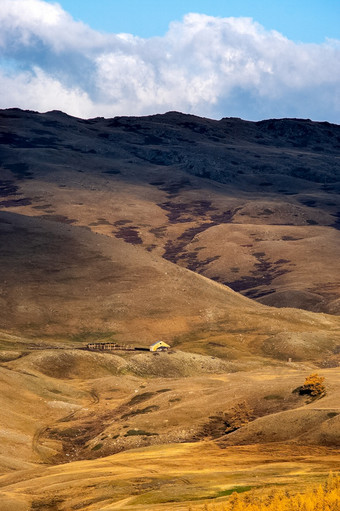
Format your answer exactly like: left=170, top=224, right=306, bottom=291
left=1, top=108, right=339, bottom=316
left=1, top=209, right=340, bottom=365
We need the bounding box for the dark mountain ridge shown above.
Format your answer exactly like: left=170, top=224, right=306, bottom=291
left=0, top=108, right=340, bottom=331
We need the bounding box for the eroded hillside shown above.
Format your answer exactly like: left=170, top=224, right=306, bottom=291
left=1, top=108, right=340, bottom=320
left=1, top=346, right=340, bottom=510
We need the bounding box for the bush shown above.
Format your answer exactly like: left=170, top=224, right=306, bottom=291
left=91, top=443, right=103, bottom=451
left=200, top=401, right=254, bottom=439
left=299, top=373, right=326, bottom=398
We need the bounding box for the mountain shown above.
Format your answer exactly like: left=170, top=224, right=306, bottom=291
left=1, top=108, right=340, bottom=320
left=0, top=108, right=339, bottom=355
left=1, top=108, right=340, bottom=510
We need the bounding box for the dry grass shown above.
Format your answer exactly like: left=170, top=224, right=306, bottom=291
left=1, top=349, right=340, bottom=509
left=1, top=211, right=340, bottom=362
left=1, top=110, right=340, bottom=509
left=1, top=442, right=340, bottom=510
left=190, top=473, right=340, bottom=511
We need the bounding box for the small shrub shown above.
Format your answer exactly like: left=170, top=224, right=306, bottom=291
left=327, top=412, right=338, bottom=419
left=298, top=373, right=326, bottom=398
left=127, top=392, right=155, bottom=406
left=91, top=443, right=103, bottom=451
left=121, top=405, right=159, bottom=419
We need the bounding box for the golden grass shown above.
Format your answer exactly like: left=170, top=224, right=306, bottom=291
left=1, top=354, right=340, bottom=509
left=190, top=473, right=340, bottom=511
left=1, top=443, right=340, bottom=510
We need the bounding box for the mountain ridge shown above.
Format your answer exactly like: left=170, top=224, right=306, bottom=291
left=0, top=107, right=339, bottom=336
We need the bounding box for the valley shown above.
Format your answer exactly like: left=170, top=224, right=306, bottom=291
left=0, top=108, right=340, bottom=509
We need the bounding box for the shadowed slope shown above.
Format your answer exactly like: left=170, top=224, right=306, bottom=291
left=0, top=210, right=258, bottom=341
left=1, top=210, right=340, bottom=363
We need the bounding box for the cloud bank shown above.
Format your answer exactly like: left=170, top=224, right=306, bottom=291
left=1, top=0, right=340, bottom=121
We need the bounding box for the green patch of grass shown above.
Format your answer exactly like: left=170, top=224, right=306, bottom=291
left=48, top=388, right=63, bottom=395
left=327, top=412, right=338, bottom=418
left=124, top=429, right=158, bottom=437
left=156, top=388, right=172, bottom=393
left=169, top=397, right=181, bottom=403
left=214, top=485, right=253, bottom=498
left=153, top=485, right=255, bottom=505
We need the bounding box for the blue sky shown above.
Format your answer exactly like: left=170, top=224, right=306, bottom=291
left=0, top=0, right=340, bottom=122
left=56, top=0, right=340, bottom=43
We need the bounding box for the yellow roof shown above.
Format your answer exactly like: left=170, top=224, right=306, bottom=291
left=150, top=341, right=170, bottom=348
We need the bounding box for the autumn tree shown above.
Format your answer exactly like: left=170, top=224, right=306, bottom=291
left=299, top=373, right=326, bottom=398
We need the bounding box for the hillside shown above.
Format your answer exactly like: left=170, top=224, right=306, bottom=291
left=0, top=108, right=340, bottom=510
left=1, top=353, right=340, bottom=510
left=1, top=108, right=340, bottom=319
left=1, top=208, right=340, bottom=365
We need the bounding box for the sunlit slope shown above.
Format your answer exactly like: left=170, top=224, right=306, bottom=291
left=0, top=360, right=87, bottom=474
left=0, top=365, right=340, bottom=510
left=1, top=442, right=340, bottom=511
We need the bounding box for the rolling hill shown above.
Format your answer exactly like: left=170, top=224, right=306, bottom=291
left=0, top=108, right=340, bottom=510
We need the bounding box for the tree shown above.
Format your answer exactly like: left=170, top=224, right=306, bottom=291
left=299, top=373, right=326, bottom=398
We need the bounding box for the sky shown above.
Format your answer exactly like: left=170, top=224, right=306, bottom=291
left=57, top=0, right=340, bottom=43
left=0, top=0, right=340, bottom=122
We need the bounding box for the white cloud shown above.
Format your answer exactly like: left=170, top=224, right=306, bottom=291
left=0, top=0, right=340, bottom=121
left=0, top=67, right=96, bottom=117
left=0, top=0, right=112, bottom=53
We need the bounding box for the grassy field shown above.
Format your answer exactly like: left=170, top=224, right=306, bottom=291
left=0, top=348, right=340, bottom=510
left=1, top=441, right=339, bottom=510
